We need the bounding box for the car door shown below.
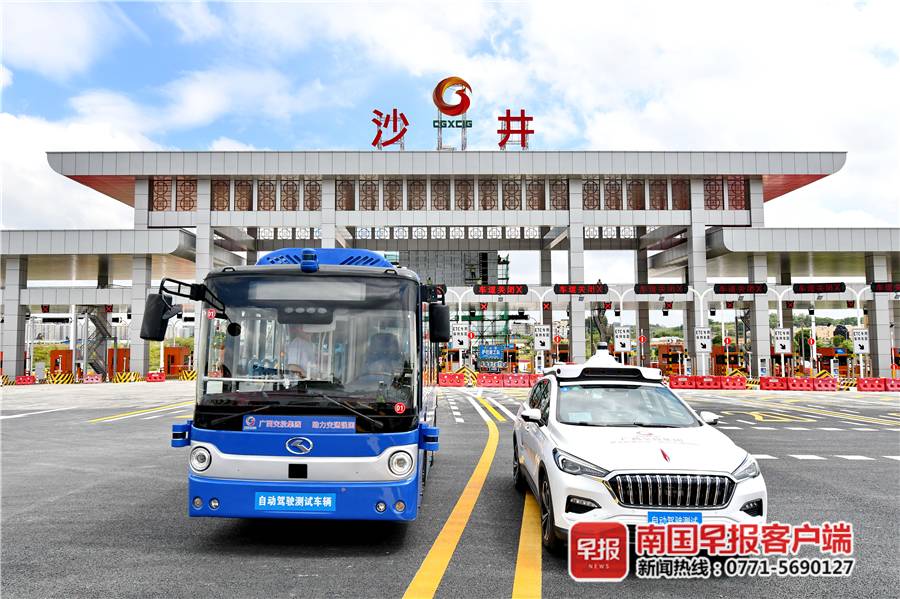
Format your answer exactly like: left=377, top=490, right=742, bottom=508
left=521, top=380, right=548, bottom=481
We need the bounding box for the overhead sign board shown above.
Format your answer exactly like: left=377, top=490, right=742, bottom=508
left=695, top=327, right=712, bottom=353
left=450, top=323, right=469, bottom=350
left=472, top=284, right=529, bottom=296
left=614, top=327, right=632, bottom=353
left=634, top=283, right=688, bottom=295
left=792, top=282, right=846, bottom=294
left=773, top=328, right=791, bottom=355
left=534, top=325, right=552, bottom=351
left=713, top=283, right=768, bottom=295
left=851, top=329, right=869, bottom=354
left=870, top=282, right=900, bottom=293
left=553, top=284, right=608, bottom=295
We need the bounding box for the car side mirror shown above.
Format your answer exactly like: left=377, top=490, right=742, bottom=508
left=428, top=303, right=451, bottom=343
left=521, top=408, right=543, bottom=425
left=699, top=411, right=720, bottom=425
left=140, top=294, right=181, bottom=341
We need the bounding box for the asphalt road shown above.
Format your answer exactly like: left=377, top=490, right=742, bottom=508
left=2, top=382, right=898, bottom=598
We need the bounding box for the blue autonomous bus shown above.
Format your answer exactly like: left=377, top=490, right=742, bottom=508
left=140, top=248, right=450, bottom=521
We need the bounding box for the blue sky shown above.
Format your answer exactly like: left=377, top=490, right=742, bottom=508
left=1, top=0, right=898, bottom=311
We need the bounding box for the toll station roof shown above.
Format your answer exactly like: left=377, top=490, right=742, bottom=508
left=649, top=227, right=900, bottom=278
left=46, top=151, right=846, bottom=207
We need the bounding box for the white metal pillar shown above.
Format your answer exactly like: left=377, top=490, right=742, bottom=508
left=1, top=256, right=28, bottom=376
left=129, top=255, right=152, bottom=375
left=747, top=253, right=771, bottom=378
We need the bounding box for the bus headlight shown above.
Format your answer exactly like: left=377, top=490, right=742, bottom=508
left=190, top=446, right=212, bottom=472
left=388, top=451, right=414, bottom=477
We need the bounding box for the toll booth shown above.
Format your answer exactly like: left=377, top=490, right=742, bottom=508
left=656, top=343, right=686, bottom=376
left=49, top=349, right=73, bottom=374
left=816, top=347, right=852, bottom=378
left=770, top=345, right=798, bottom=377
left=164, top=346, right=192, bottom=377
left=712, top=345, right=745, bottom=376
left=107, top=347, right=131, bottom=375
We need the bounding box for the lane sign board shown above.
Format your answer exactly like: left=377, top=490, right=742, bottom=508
left=695, top=327, right=712, bottom=354
left=614, top=327, right=632, bottom=353
left=450, top=323, right=469, bottom=350
left=534, top=325, right=552, bottom=351
left=851, top=329, right=869, bottom=354
left=773, top=328, right=791, bottom=355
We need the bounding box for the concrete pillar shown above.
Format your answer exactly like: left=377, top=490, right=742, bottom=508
left=635, top=227, right=650, bottom=366
left=1, top=256, right=28, bottom=377
left=130, top=255, right=152, bottom=375
left=568, top=178, right=586, bottom=363
left=778, top=255, right=793, bottom=331
left=747, top=253, right=771, bottom=378
left=320, top=177, right=337, bottom=249
left=892, top=257, right=900, bottom=370
left=540, top=227, right=552, bottom=325
left=134, top=179, right=149, bottom=231
left=865, top=254, right=892, bottom=377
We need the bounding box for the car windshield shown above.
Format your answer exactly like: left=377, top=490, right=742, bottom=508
left=556, top=384, right=700, bottom=428
left=199, top=273, right=418, bottom=412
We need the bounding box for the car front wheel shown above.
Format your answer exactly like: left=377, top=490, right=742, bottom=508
left=539, top=473, right=562, bottom=554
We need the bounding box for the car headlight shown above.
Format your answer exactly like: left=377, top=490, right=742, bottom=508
left=388, top=451, right=414, bottom=477
left=553, top=449, right=609, bottom=478
left=732, top=453, right=760, bottom=481
left=190, top=446, right=211, bottom=472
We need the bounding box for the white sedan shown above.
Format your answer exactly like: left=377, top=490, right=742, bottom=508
left=513, top=353, right=767, bottom=552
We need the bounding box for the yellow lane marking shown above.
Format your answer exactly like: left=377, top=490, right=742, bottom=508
left=402, top=400, right=499, bottom=599
left=477, top=395, right=507, bottom=423
left=89, top=401, right=194, bottom=423
left=511, top=493, right=542, bottom=599
left=715, top=398, right=900, bottom=427
left=721, top=410, right=817, bottom=423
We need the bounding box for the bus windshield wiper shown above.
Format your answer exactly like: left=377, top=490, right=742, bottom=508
left=303, top=391, right=384, bottom=430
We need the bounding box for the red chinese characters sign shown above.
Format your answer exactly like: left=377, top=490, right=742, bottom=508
left=472, top=284, right=529, bottom=295
left=554, top=284, right=609, bottom=295
left=371, top=108, right=409, bottom=148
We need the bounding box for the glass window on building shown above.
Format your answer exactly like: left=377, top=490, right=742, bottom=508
left=257, top=178, right=276, bottom=211
left=502, top=178, right=521, bottom=210
left=408, top=179, right=426, bottom=210
left=727, top=176, right=749, bottom=210
left=304, top=179, right=321, bottom=211
left=583, top=178, right=601, bottom=209
left=281, top=177, right=299, bottom=211
left=455, top=178, right=474, bottom=210
left=671, top=178, right=690, bottom=209
left=175, top=177, right=197, bottom=211
left=212, top=179, right=230, bottom=211
left=384, top=178, right=402, bottom=210
left=627, top=179, right=645, bottom=210
left=431, top=179, right=450, bottom=210
left=704, top=177, right=724, bottom=210
left=478, top=179, right=498, bottom=210
left=604, top=178, right=623, bottom=210
left=234, top=180, right=253, bottom=211
left=526, top=178, right=545, bottom=210
left=150, top=177, right=171, bottom=211
left=649, top=179, right=667, bottom=210
left=336, top=179, right=355, bottom=211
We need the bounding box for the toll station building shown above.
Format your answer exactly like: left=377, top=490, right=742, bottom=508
left=2, top=150, right=898, bottom=379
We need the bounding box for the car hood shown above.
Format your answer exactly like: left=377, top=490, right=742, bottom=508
left=550, top=424, right=746, bottom=474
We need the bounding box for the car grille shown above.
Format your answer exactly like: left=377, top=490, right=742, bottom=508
left=608, top=474, right=735, bottom=509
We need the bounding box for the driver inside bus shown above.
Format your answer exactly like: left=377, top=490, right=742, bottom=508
left=285, top=325, right=317, bottom=378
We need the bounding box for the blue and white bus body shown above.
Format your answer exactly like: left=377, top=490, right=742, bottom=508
left=168, top=248, right=441, bottom=521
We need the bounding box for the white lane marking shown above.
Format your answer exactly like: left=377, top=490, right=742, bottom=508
left=818, top=427, right=843, bottom=431
left=851, top=428, right=878, bottom=432
left=720, top=426, right=742, bottom=430
left=752, top=426, right=776, bottom=430
left=461, top=393, right=494, bottom=424
left=0, top=407, right=76, bottom=420
left=753, top=454, right=778, bottom=460
left=789, top=455, right=826, bottom=460
left=833, top=455, right=875, bottom=461
left=786, top=427, right=810, bottom=430
left=480, top=394, right=517, bottom=421
left=841, top=421, right=863, bottom=426
left=737, top=420, right=756, bottom=425
left=884, top=456, right=900, bottom=461
left=455, top=418, right=465, bottom=423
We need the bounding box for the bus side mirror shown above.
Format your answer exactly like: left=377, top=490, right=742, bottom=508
left=140, top=294, right=181, bottom=341
left=428, top=303, right=451, bottom=343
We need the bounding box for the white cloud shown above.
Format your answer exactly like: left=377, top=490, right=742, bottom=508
left=208, top=136, right=260, bottom=151
left=1, top=3, right=139, bottom=80
left=0, top=112, right=155, bottom=229
left=67, top=68, right=340, bottom=136
left=158, top=2, right=222, bottom=42
left=0, top=64, right=11, bottom=89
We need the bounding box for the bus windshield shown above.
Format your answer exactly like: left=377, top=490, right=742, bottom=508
left=198, top=273, right=418, bottom=426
